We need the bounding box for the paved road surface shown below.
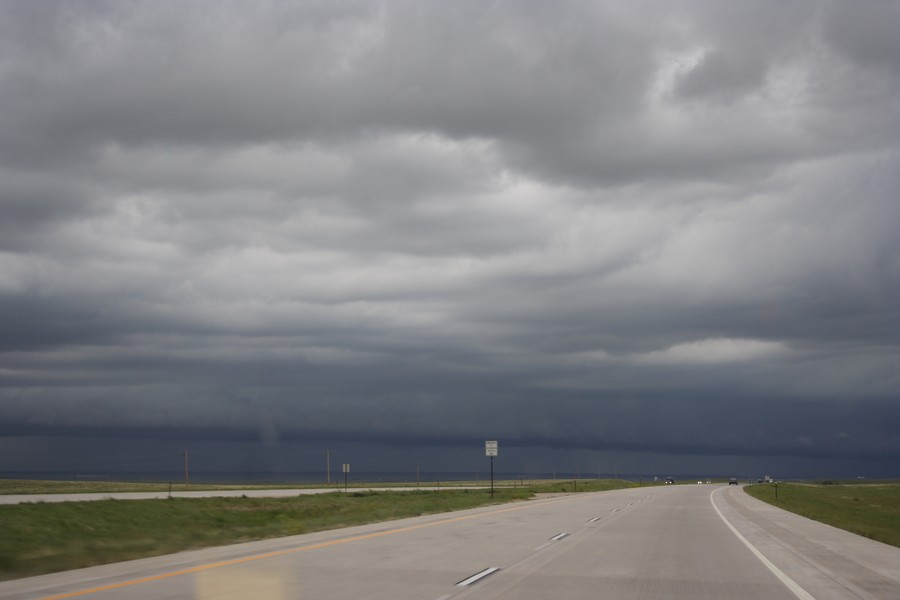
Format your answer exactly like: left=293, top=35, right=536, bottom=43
left=1, top=485, right=897, bottom=599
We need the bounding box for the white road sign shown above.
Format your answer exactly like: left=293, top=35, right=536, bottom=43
left=485, top=440, right=498, bottom=456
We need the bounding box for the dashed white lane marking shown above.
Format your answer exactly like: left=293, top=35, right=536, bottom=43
left=456, top=567, right=501, bottom=587
left=710, top=488, right=816, bottom=600
left=536, top=531, right=570, bottom=551
left=589, top=517, right=601, bottom=522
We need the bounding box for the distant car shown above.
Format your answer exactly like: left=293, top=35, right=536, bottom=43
left=729, top=478, right=738, bottom=485
left=665, top=477, right=675, bottom=484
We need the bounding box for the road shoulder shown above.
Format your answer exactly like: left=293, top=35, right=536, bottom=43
left=714, top=486, right=900, bottom=600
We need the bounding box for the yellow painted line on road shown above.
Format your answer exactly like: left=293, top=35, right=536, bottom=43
left=38, top=496, right=579, bottom=600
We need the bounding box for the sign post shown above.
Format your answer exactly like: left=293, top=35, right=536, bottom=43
left=342, top=463, right=350, bottom=492
left=485, top=441, right=498, bottom=498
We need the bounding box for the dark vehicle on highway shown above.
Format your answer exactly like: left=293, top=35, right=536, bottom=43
left=729, top=478, right=738, bottom=485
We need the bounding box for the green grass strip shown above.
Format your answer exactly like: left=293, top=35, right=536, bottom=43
left=0, top=479, right=638, bottom=581
left=0, top=478, right=636, bottom=495
left=0, top=489, right=533, bottom=581
left=743, top=482, right=900, bottom=548
left=0, top=479, right=327, bottom=495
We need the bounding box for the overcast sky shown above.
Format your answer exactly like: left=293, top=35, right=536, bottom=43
left=1, top=0, right=898, bottom=480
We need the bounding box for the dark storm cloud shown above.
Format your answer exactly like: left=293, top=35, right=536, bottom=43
left=1, top=1, right=898, bottom=475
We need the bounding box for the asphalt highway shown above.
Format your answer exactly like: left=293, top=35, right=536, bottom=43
left=1, top=484, right=897, bottom=599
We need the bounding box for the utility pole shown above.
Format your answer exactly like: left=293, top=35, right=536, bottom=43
left=178, top=450, right=191, bottom=486
left=415, top=463, right=421, bottom=487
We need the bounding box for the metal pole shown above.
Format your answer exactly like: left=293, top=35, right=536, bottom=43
left=490, top=456, right=494, bottom=498
left=325, top=450, right=330, bottom=484
left=179, top=450, right=190, bottom=487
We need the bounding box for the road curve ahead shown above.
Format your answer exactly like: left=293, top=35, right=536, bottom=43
left=1, top=484, right=898, bottom=600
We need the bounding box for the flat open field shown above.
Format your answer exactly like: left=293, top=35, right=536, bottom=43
left=0, top=477, right=625, bottom=495
left=0, top=479, right=637, bottom=580
left=0, top=489, right=528, bottom=580
left=743, top=482, right=900, bottom=548
left=0, top=479, right=300, bottom=495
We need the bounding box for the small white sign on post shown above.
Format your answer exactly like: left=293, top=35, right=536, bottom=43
left=342, top=463, right=350, bottom=473
left=485, top=440, right=498, bottom=457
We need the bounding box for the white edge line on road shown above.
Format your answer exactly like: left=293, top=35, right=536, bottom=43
left=550, top=533, right=568, bottom=541
left=456, top=567, right=500, bottom=587
left=710, top=488, right=816, bottom=600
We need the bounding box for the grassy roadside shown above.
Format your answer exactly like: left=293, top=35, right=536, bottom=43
left=0, top=477, right=635, bottom=495
left=743, top=482, right=900, bottom=548
left=0, top=489, right=527, bottom=580
left=0, top=479, right=636, bottom=580
left=0, top=479, right=303, bottom=495
left=522, top=478, right=638, bottom=493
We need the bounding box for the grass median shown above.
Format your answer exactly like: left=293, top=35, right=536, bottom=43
left=0, top=489, right=532, bottom=581
left=0, top=479, right=301, bottom=495
left=0, top=478, right=638, bottom=581
left=743, top=481, right=900, bottom=548
left=0, top=477, right=635, bottom=495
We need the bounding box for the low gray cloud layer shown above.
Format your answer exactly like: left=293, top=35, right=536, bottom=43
left=2, top=1, right=898, bottom=477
